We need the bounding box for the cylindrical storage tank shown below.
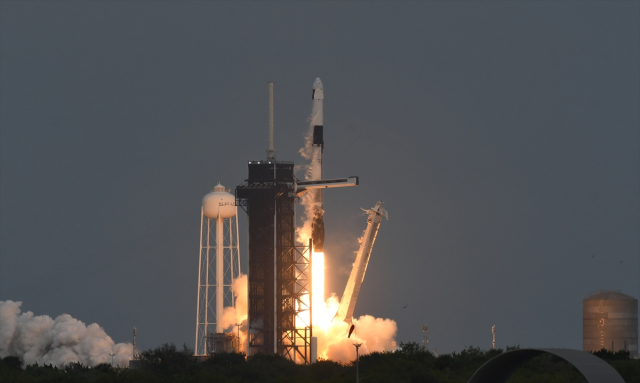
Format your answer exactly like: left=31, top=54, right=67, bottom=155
left=583, top=290, right=638, bottom=357
left=202, top=183, right=236, bottom=219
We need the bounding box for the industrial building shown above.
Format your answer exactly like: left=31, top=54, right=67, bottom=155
left=583, top=290, right=638, bottom=357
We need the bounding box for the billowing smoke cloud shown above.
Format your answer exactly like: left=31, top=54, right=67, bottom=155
left=0, top=300, right=131, bottom=367
left=219, top=274, right=248, bottom=353
left=316, top=315, right=398, bottom=361
left=310, top=295, right=398, bottom=361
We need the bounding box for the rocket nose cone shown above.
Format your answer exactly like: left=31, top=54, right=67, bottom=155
left=313, top=77, right=323, bottom=90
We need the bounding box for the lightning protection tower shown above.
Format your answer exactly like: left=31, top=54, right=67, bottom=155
left=195, top=183, right=241, bottom=356
left=422, top=324, right=428, bottom=351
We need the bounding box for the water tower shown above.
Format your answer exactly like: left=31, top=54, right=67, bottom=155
left=195, top=183, right=241, bottom=356
left=583, top=290, right=638, bottom=357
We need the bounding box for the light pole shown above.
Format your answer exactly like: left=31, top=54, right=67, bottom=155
left=235, top=323, right=242, bottom=353
left=492, top=325, right=496, bottom=350
left=353, top=343, right=362, bottom=383
left=109, top=353, right=115, bottom=367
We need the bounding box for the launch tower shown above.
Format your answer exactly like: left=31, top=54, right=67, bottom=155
left=236, top=81, right=359, bottom=363
left=236, top=161, right=313, bottom=362
left=236, top=83, right=313, bottom=363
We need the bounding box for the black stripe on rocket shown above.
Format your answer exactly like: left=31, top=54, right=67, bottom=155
left=313, top=126, right=324, bottom=149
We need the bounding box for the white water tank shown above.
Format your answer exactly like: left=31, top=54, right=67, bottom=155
left=203, top=183, right=236, bottom=219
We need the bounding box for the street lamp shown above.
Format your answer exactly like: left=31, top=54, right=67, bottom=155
left=353, top=343, right=362, bottom=383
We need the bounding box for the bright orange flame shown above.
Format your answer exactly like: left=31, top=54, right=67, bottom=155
left=302, top=251, right=397, bottom=362
left=311, top=251, right=342, bottom=327
left=295, top=121, right=397, bottom=361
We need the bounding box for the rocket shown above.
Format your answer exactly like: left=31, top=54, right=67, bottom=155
left=310, top=78, right=325, bottom=252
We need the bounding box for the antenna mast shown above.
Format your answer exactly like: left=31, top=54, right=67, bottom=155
left=422, top=324, right=429, bottom=351
left=266, top=82, right=276, bottom=161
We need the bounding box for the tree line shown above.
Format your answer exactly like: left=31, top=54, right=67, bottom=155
left=1, top=342, right=638, bottom=382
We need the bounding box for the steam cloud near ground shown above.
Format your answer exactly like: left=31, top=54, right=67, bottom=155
left=219, top=273, right=248, bottom=353
left=0, top=300, right=132, bottom=367
left=313, top=296, right=398, bottom=361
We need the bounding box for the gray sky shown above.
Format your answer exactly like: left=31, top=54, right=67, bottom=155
left=1, top=1, right=638, bottom=354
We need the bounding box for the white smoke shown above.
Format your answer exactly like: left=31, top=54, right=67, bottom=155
left=310, top=294, right=398, bottom=361
left=298, top=123, right=314, bottom=161
left=297, top=123, right=319, bottom=245
left=0, top=300, right=132, bottom=367
left=315, top=314, right=398, bottom=361
left=219, top=274, right=249, bottom=353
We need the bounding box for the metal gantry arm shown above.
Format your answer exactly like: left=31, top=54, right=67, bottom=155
left=295, top=176, right=358, bottom=197
left=335, top=202, right=387, bottom=324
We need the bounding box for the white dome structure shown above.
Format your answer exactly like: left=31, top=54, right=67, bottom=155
left=202, top=183, right=236, bottom=219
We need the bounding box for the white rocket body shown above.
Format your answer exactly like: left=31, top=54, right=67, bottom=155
left=311, top=78, right=323, bottom=126
left=335, top=202, right=387, bottom=324
left=310, top=78, right=325, bottom=251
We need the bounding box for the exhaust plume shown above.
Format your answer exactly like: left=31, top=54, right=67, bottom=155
left=219, top=273, right=249, bottom=353
left=295, top=80, right=397, bottom=362
left=0, top=300, right=132, bottom=368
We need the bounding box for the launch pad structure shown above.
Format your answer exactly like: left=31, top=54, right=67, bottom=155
left=234, top=80, right=359, bottom=364
left=190, top=79, right=382, bottom=364
left=236, top=161, right=313, bottom=362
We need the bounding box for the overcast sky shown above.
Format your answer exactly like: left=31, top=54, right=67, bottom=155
left=1, top=1, right=638, bottom=354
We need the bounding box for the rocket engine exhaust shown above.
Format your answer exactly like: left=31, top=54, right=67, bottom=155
left=296, top=78, right=397, bottom=361
left=310, top=77, right=325, bottom=251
